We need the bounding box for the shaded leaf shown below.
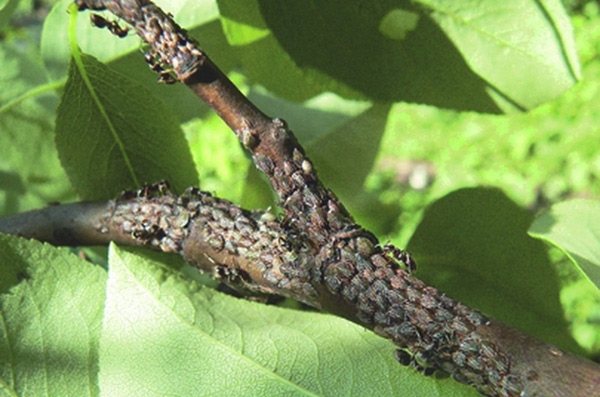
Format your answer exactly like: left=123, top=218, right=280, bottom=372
left=100, top=244, right=478, bottom=396
left=55, top=54, right=198, bottom=200
left=307, top=103, right=390, bottom=199
left=406, top=187, right=581, bottom=353
left=0, top=234, right=107, bottom=396
left=0, top=44, right=52, bottom=108
left=217, top=0, right=579, bottom=112
left=529, top=199, right=600, bottom=291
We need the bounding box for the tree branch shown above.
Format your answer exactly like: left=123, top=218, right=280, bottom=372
left=1, top=0, right=599, bottom=395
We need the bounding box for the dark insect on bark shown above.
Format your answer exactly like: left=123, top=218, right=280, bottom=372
left=90, top=14, right=129, bottom=38
left=75, top=0, right=105, bottom=11
left=382, top=244, right=417, bottom=272
left=144, top=51, right=177, bottom=84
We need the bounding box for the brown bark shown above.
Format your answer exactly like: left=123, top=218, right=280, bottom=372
left=1, top=0, right=599, bottom=395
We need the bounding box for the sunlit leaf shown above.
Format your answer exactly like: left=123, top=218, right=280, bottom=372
left=415, top=0, right=580, bottom=111
left=0, top=234, right=107, bottom=396
left=529, top=199, right=600, bottom=291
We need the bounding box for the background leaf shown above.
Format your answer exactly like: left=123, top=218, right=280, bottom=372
left=0, top=234, right=107, bottom=396
left=216, top=0, right=578, bottom=112
left=99, top=244, right=478, bottom=396
left=529, top=199, right=600, bottom=291
left=55, top=54, right=198, bottom=200
left=416, top=0, right=580, bottom=111
left=406, top=187, right=582, bottom=354
left=0, top=43, right=73, bottom=215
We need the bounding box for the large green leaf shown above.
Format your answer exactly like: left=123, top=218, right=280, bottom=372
left=100, top=244, right=478, bottom=396
left=55, top=54, right=198, bottom=200
left=0, top=234, right=107, bottom=396
left=217, top=0, right=579, bottom=112
left=406, top=187, right=581, bottom=354
left=529, top=199, right=600, bottom=291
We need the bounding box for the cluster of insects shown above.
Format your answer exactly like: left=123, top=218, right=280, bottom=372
left=394, top=349, right=437, bottom=376
left=144, top=51, right=177, bottom=84
left=382, top=244, right=417, bottom=273
left=87, top=8, right=177, bottom=85
left=90, top=14, right=128, bottom=38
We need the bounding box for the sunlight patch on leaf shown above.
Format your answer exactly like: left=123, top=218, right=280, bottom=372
left=0, top=234, right=106, bottom=396
left=529, top=199, right=600, bottom=292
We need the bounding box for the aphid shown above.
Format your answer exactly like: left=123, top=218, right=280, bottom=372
left=382, top=244, right=417, bottom=272
left=75, top=0, right=105, bottom=11
left=394, top=349, right=412, bottom=366
left=157, top=72, right=177, bottom=84
left=240, top=128, right=257, bottom=149
left=90, top=14, right=129, bottom=38
left=301, top=159, right=312, bottom=175
left=144, top=51, right=176, bottom=84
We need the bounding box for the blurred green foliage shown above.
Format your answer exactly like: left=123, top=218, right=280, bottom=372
left=369, top=2, right=600, bottom=353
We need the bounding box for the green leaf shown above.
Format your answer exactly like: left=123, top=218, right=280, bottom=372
left=217, top=0, right=579, bottom=112
left=100, top=244, right=478, bottom=396
left=0, top=43, right=74, bottom=215
left=0, top=44, right=53, bottom=108
left=406, top=187, right=582, bottom=354
left=0, top=380, right=17, bottom=397
left=529, top=199, right=600, bottom=291
left=55, top=54, right=198, bottom=200
left=307, top=103, right=390, bottom=199
left=40, top=0, right=218, bottom=82
left=0, top=234, right=107, bottom=396
left=0, top=0, right=18, bottom=30
left=415, top=0, right=580, bottom=111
